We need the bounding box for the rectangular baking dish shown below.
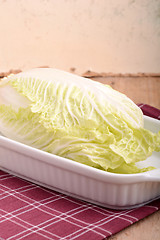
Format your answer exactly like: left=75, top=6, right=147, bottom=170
left=0, top=115, right=160, bottom=209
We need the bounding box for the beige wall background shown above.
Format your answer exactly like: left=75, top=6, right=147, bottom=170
left=0, top=0, right=160, bottom=74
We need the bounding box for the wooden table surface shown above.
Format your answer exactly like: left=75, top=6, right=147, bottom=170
left=90, top=76, right=160, bottom=109
left=89, top=75, right=160, bottom=240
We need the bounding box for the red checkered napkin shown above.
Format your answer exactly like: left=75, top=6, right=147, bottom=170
left=0, top=104, right=160, bottom=240
left=138, top=104, right=160, bottom=120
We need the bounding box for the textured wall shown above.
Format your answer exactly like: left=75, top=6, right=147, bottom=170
left=0, top=0, right=160, bottom=74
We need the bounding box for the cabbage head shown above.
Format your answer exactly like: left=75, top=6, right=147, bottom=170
left=0, top=68, right=159, bottom=173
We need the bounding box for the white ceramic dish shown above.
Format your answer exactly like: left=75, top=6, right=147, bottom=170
left=0, top=116, right=160, bottom=209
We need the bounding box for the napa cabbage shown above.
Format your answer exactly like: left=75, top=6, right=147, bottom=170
left=0, top=68, right=159, bottom=173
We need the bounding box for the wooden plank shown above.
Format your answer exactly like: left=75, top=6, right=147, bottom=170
left=107, top=210, right=160, bottom=240
left=90, top=76, right=160, bottom=109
